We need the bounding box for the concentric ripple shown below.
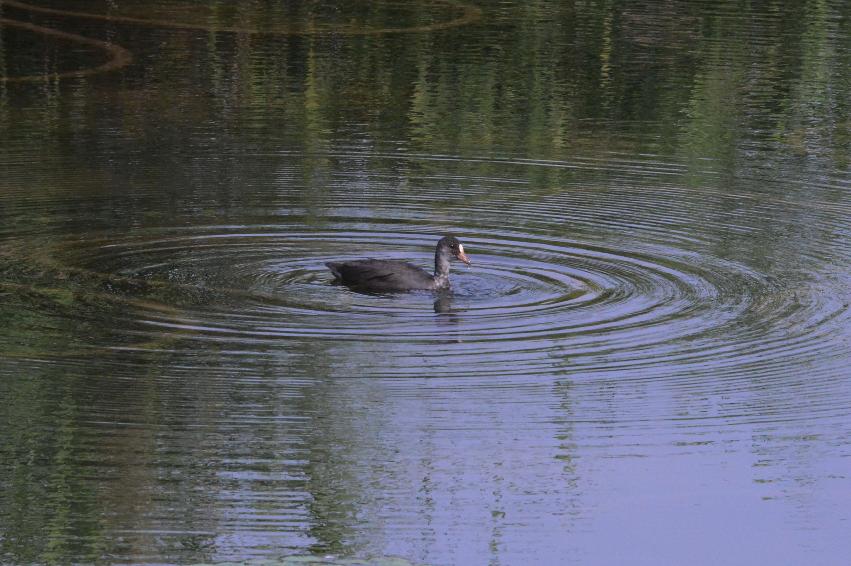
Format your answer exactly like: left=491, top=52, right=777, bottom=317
left=3, top=147, right=850, bottom=429
left=33, top=210, right=846, bottom=390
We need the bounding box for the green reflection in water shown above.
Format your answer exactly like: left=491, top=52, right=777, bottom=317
left=1, top=378, right=108, bottom=563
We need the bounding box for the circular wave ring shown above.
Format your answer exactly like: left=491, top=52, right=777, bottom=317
left=30, top=228, right=831, bottom=383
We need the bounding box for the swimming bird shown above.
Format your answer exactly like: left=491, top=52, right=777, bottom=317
left=326, top=235, right=471, bottom=292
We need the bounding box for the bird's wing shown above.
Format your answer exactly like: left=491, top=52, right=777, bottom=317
left=334, top=260, right=432, bottom=289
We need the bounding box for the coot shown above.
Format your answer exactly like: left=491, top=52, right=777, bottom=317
left=326, top=235, right=471, bottom=292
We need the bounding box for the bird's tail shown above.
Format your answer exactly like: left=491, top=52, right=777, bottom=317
left=325, top=262, right=343, bottom=279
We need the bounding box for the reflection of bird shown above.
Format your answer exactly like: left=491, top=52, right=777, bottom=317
left=326, top=235, right=471, bottom=293
left=433, top=292, right=454, bottom=314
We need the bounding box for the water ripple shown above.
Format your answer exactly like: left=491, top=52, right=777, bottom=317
left=2, top=150, right=849, bottom=430
left=30, top=225, right=841, bottom=388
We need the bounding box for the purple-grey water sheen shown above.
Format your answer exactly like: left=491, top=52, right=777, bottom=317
left=1, top=1, right=850, bottom=565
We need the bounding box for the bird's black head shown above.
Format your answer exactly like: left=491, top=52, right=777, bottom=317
left=437, top=235, right=471, bottom=265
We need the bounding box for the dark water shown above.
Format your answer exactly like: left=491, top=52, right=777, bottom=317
left=1, top=1, right=850, bottom=564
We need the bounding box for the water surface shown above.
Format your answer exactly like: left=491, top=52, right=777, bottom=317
left=1, top=1, right=850, bottom=564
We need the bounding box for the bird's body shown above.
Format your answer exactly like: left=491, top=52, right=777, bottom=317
left=326, top=235, right=470, bottom=293
left=326, top=259, right=443, bottom=292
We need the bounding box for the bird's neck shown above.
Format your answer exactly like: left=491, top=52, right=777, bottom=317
left=432, top=273, right=450, bottom=289
left=434, top=248, right=451, bottom=280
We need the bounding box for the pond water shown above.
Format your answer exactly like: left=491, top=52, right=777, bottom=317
left=1, top=1, right=850, bottom=564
